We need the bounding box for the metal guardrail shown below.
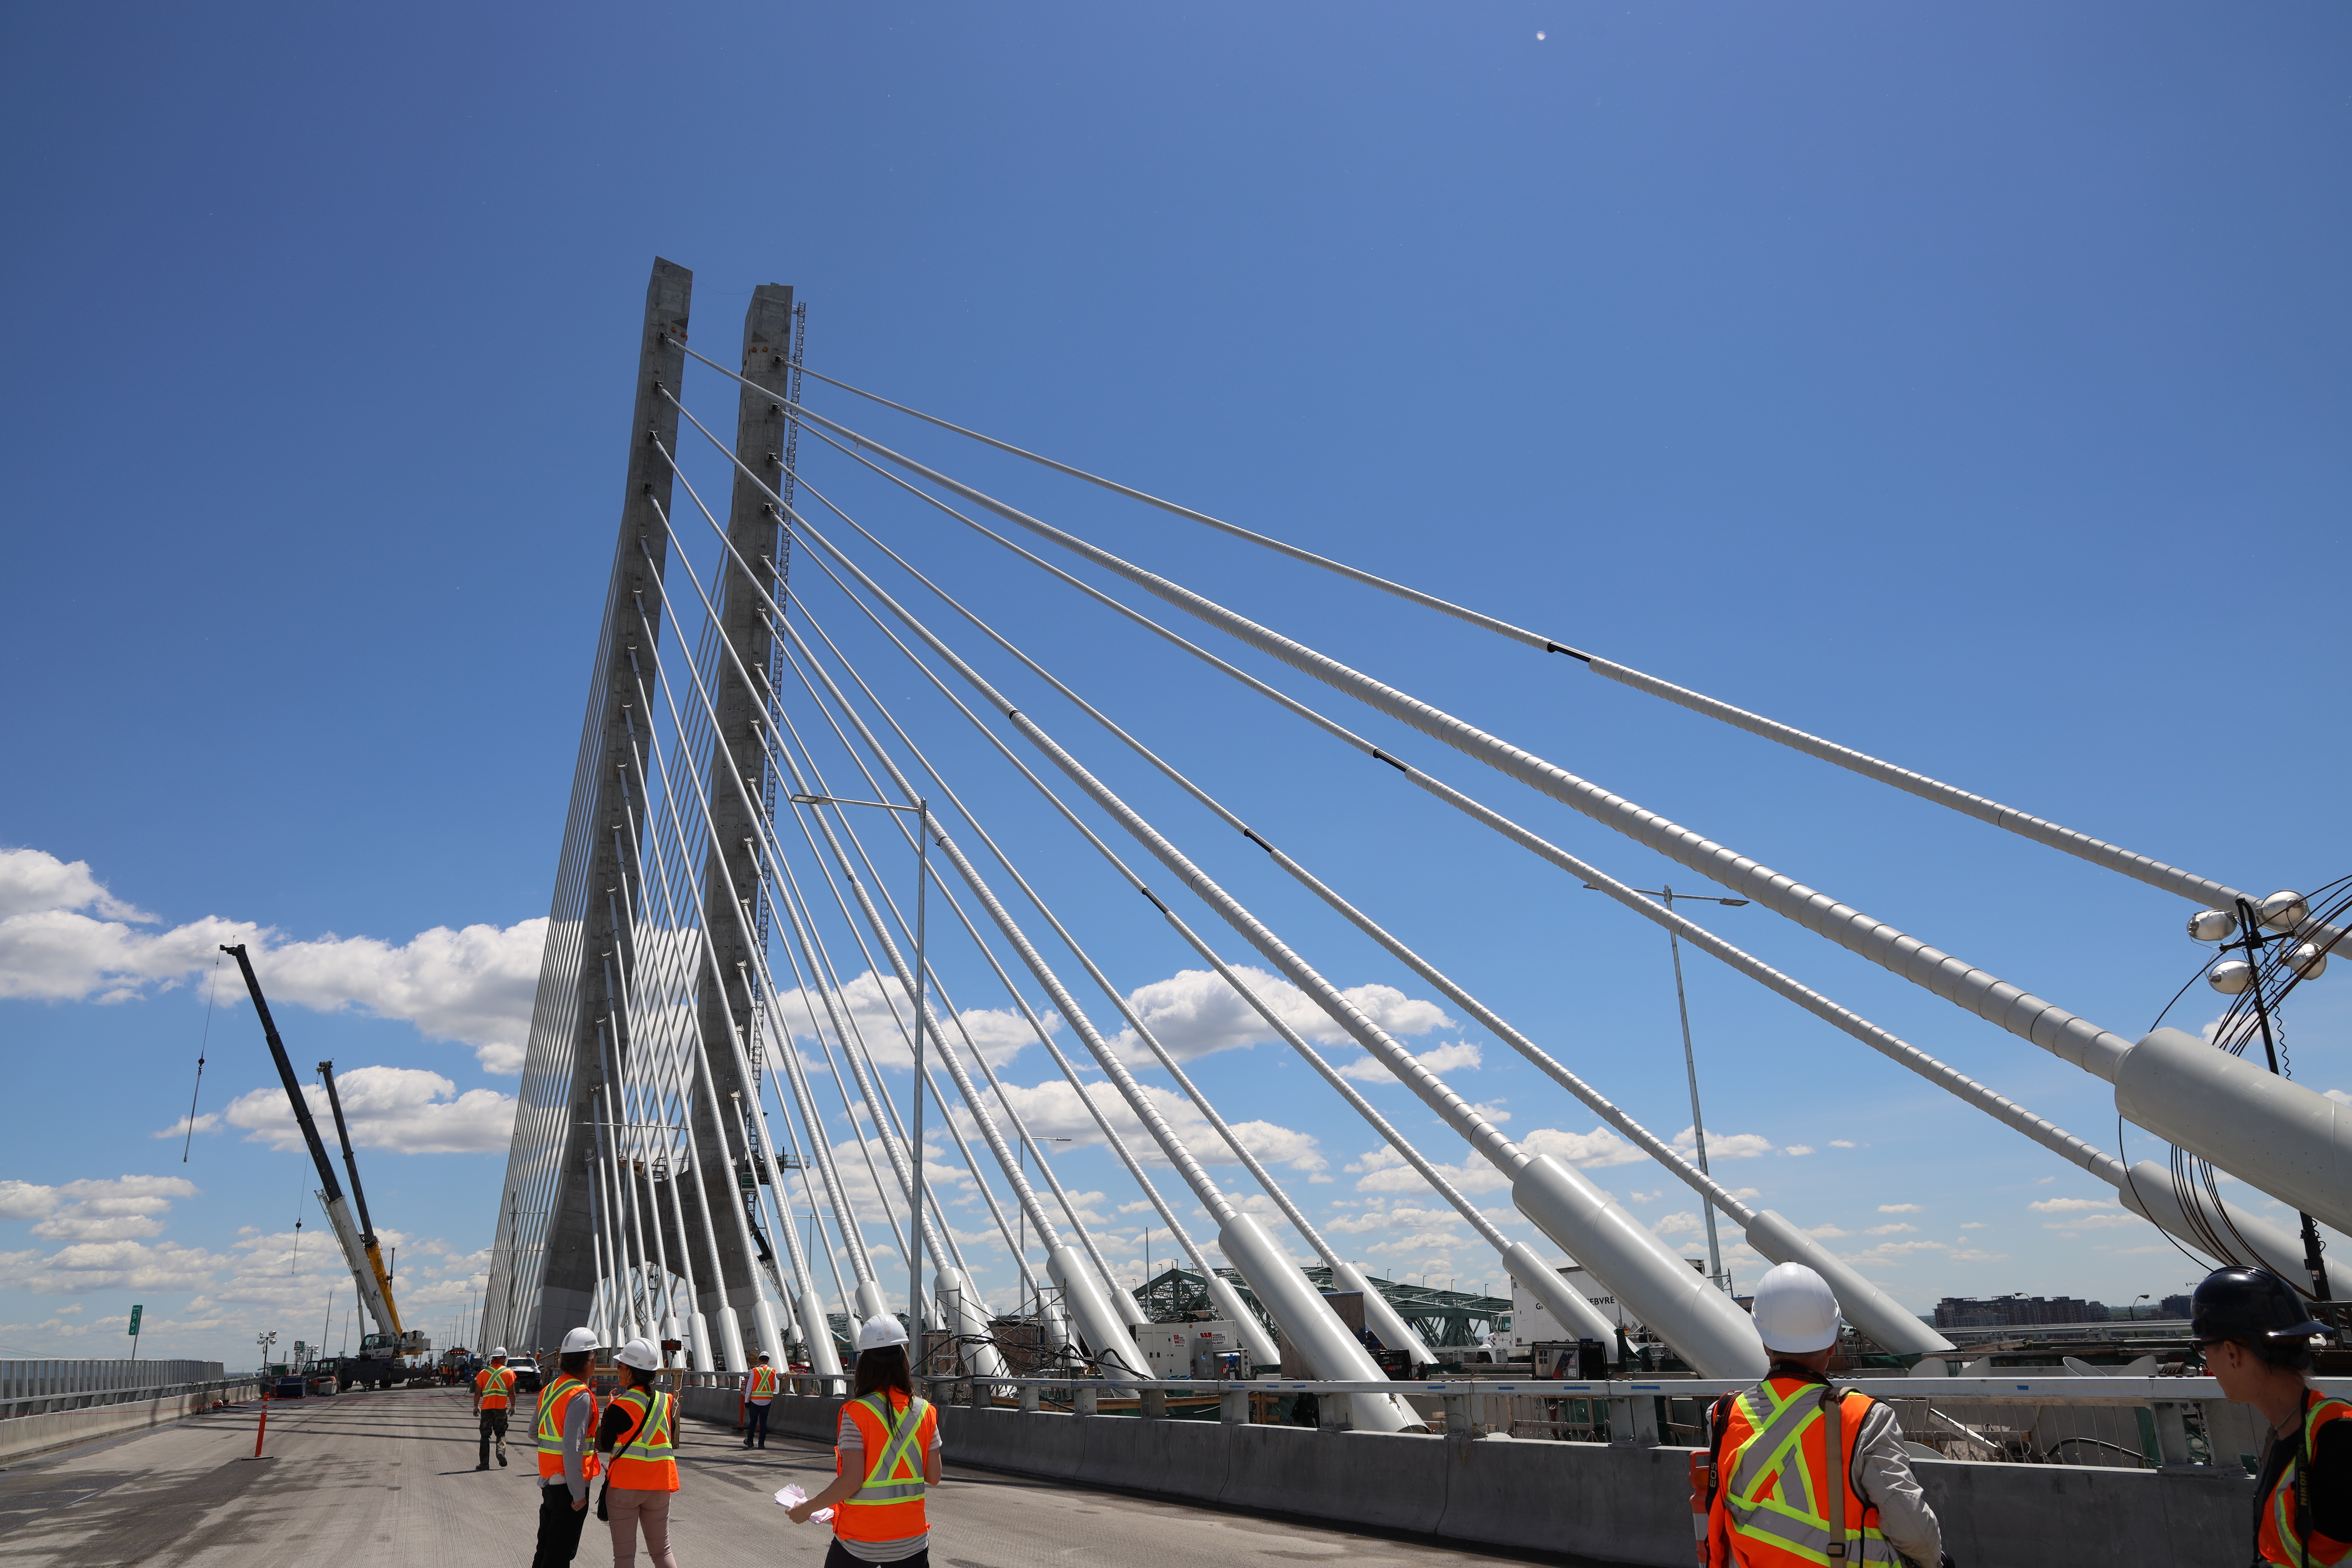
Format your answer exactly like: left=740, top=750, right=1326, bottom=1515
left=0, top=1359, right=223, bottom=1405
left=0, top=1376, right=261, bottom=1420
left=668, top=1365, right=2323, bottom=1470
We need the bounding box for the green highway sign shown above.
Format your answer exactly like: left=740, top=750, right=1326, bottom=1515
left=127, top=1305, right=142, bottom=1335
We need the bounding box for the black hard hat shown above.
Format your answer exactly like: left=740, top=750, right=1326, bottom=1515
left=2190, top=1267, right=2331, bottom=1344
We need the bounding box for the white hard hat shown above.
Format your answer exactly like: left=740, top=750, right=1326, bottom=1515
left=855, top=1314, right=910, bottom=1352
left=560, top=1327, right=598, bottom=1353
left=1751, top=1262, right=1841, bottom=1353
left=615, top=1337, right=663, bottom=1371
left=491, top=1347, right=508, bottom=1359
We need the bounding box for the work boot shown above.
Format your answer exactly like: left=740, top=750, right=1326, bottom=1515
left=496, top=1450, right=507, bottom=1467
left=475, top=1462, right=489, bottom=1471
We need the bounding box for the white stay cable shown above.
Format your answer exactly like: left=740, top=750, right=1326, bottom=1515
left=749, top=351, right=2251, bottom=916
left=787, top=550, right=1523, bottom=1275
left=797, top=428, right=2156, bottom=1190
left=755, top=659, right=1091, bottom=1301
left=768, top=404, right=2145, bottom=1088
left=623, top=642, right=871, bottom=1302
left=773, top=614, right=1280, bottom=1303
left=643, top=432, right=1244, bottom=1289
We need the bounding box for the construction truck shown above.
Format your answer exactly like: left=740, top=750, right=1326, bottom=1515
left=224, top=945, right=430, bottom=1387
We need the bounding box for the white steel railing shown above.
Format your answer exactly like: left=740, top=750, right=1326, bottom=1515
left=670, top=1370, right=2326, bottom=1474
left=0, top=1359, right=223, bottom=1409
left=0, top=1374, right=256, bottom=1420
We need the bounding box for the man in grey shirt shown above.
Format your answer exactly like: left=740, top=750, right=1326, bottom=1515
left=1706, top=1264, right=1942, bottom=1568
left=531, top=1329, right=602, bottom=1568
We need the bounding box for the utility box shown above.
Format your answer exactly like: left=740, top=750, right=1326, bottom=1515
left=1531, top=1340, right=1610, bottom=1380
left=1139, top=1321, right=1248, bottom=1379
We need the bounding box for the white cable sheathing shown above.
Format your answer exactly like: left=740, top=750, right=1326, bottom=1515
left=748, top=350, right=2250, bottom=920
left=2115, top=1029, right=2352, bottom=1237
left=766, top=502, right=1763, bottom=1380
left=775, top=408, right=2133, bottom=1083
left=780, top=449, right=1942, bottom=1358
left=617, top=667, right=826, bottom=1353
left=628, top=635, right=879, bottom=1297
left=760, top=650, right=1108, bottom=1313
left=662, top=409, right=1401, bottom=1383
left=1584, top=659, right=2240, bottom=907
left=2110, top=1158, right=2312, bottom=1282
left=781, top=515, right=1577, bottom=1364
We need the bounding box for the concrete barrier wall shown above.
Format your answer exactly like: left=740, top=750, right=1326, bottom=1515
left=682, top=1391, right=2256, bottom=1568
left=0, top=1380, right=260, bottom=1465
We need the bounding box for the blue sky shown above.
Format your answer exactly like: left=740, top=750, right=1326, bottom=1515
left=2, top=2, right=2346, bottom=1370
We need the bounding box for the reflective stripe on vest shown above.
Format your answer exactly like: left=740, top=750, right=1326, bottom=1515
left=1710, top=1377, right=1899, bottom=1567
left=606, top=1388, right=679, bottom=1491
left=2261, top=1393, right=2352, bottom=1566
left=535, top=1376, right=602, bottom=1482
left=476, top=1367, right=516, bottom=1408
left=835, top=1392, right=932, bottom=1543
left=748, top=1367, right=779, bottom=1399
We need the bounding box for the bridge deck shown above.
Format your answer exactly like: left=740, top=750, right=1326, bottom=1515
left=0, top=1389, right=1572, bottom=1566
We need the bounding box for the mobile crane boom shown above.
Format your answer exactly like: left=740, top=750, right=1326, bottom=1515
left=220, top=944, right=401, bottom=1341
left=318, top=1060, right=402, bottom=1337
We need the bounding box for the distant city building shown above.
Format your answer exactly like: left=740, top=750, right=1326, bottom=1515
left=1932, top=1295, right=2109, bottom=1329
left=2161, top=1294, right=2193, bottom=1319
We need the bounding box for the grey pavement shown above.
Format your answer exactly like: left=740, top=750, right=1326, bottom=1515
left=0, top=1388, right=1581, bottom=1566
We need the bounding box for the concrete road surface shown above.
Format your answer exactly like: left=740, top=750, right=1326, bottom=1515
left=0, top=1387, right=1597, bottom=1566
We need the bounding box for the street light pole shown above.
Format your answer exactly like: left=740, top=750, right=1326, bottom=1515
left=1583, top=882, right=1749, bottom=1295
left=790, top=791, right=935, bottom=1344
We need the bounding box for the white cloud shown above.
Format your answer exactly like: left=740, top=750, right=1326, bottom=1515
left=1674, top=1126, right=1775, bottom=1160
left=2042, top=1212, right=2150, bottom=1232
left=772, top=967, right=1049, bottom=1072
left=953, top=1077, right=1324, bottom=1174
left=1335, top=1040, right=1484, bottom=1084
left=1828, top=1140, right=1858, bottom=1149
left=1959, top=1221, right=1987, bottom=1229
left=2326, top=1089, right=2352, bottom=1108
left=2028, top=1197, right=2114, bottom=1214
left=0, top=846, right=544, bottom=1072
left=1805, top=1224, right=1851, bottom=1238
left=1524, top=1126, right=1647, bottom=1169
left=1878, top=1204, right=1921, bottom=1213
left=1105, top=966, right=1451, bottom=1064
left=0, top=1239, right=224, bottom=1295
left=1863, top=1222, right=1918, bottom=1236
left=0, top=1176, right=200, bottom=1241
left=1652, top=1212, right=1704, bottom=1238
left=1782, top=1144, right=1815, bottom=1157
left=218, top=1067, right=515, bottom=1155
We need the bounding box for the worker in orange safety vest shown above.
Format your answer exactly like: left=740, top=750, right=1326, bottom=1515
left=2193, top=1265, right=2352, bottom=1566
left=743, top=1352, right=781, bottom=1450
left=531, top=1327, right=602, bottom=1568
left=596, top=1338, right=680, bottom=1568
left=475, top=1347, right=518, bottom=1471
left=786, top=1313, right=942, bottom=1568
left=1703, top=1264, right=1942, bottom=1568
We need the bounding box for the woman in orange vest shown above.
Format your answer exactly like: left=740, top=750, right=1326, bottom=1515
left=787, top=1314, right=941, bottom=1567
left=596, top=1337, right=680, bottom=1568
left=2194, top=1266, right=2352, bottom=1566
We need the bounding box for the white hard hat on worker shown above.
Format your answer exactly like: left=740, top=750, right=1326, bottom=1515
left=615, top=1337, right=663, bottom=1371
left=560, top=1326, right=598, bottom=1353
left=855, top=1314, right=909, bottom=1352
left=1750, top=1262, right=1841, bottom=1353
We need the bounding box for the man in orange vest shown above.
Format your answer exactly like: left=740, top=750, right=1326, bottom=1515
left=743, top=1352, right=780, bottom=1450
left=1704, top=1264, right=1941, bottom=1568
left=475, top=1346, right=518, bottom=1471
left=787, top=1314, right=942, bottom=1566
left=2194, top=1265, right=2351, bottom=1565
left=531, top=1328, right=602, bottom=1568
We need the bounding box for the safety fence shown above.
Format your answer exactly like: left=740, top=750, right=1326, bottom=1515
left=660, top=1369, right=2349, bottom=1474
left=0, top=1359, right=227, bottom=1418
